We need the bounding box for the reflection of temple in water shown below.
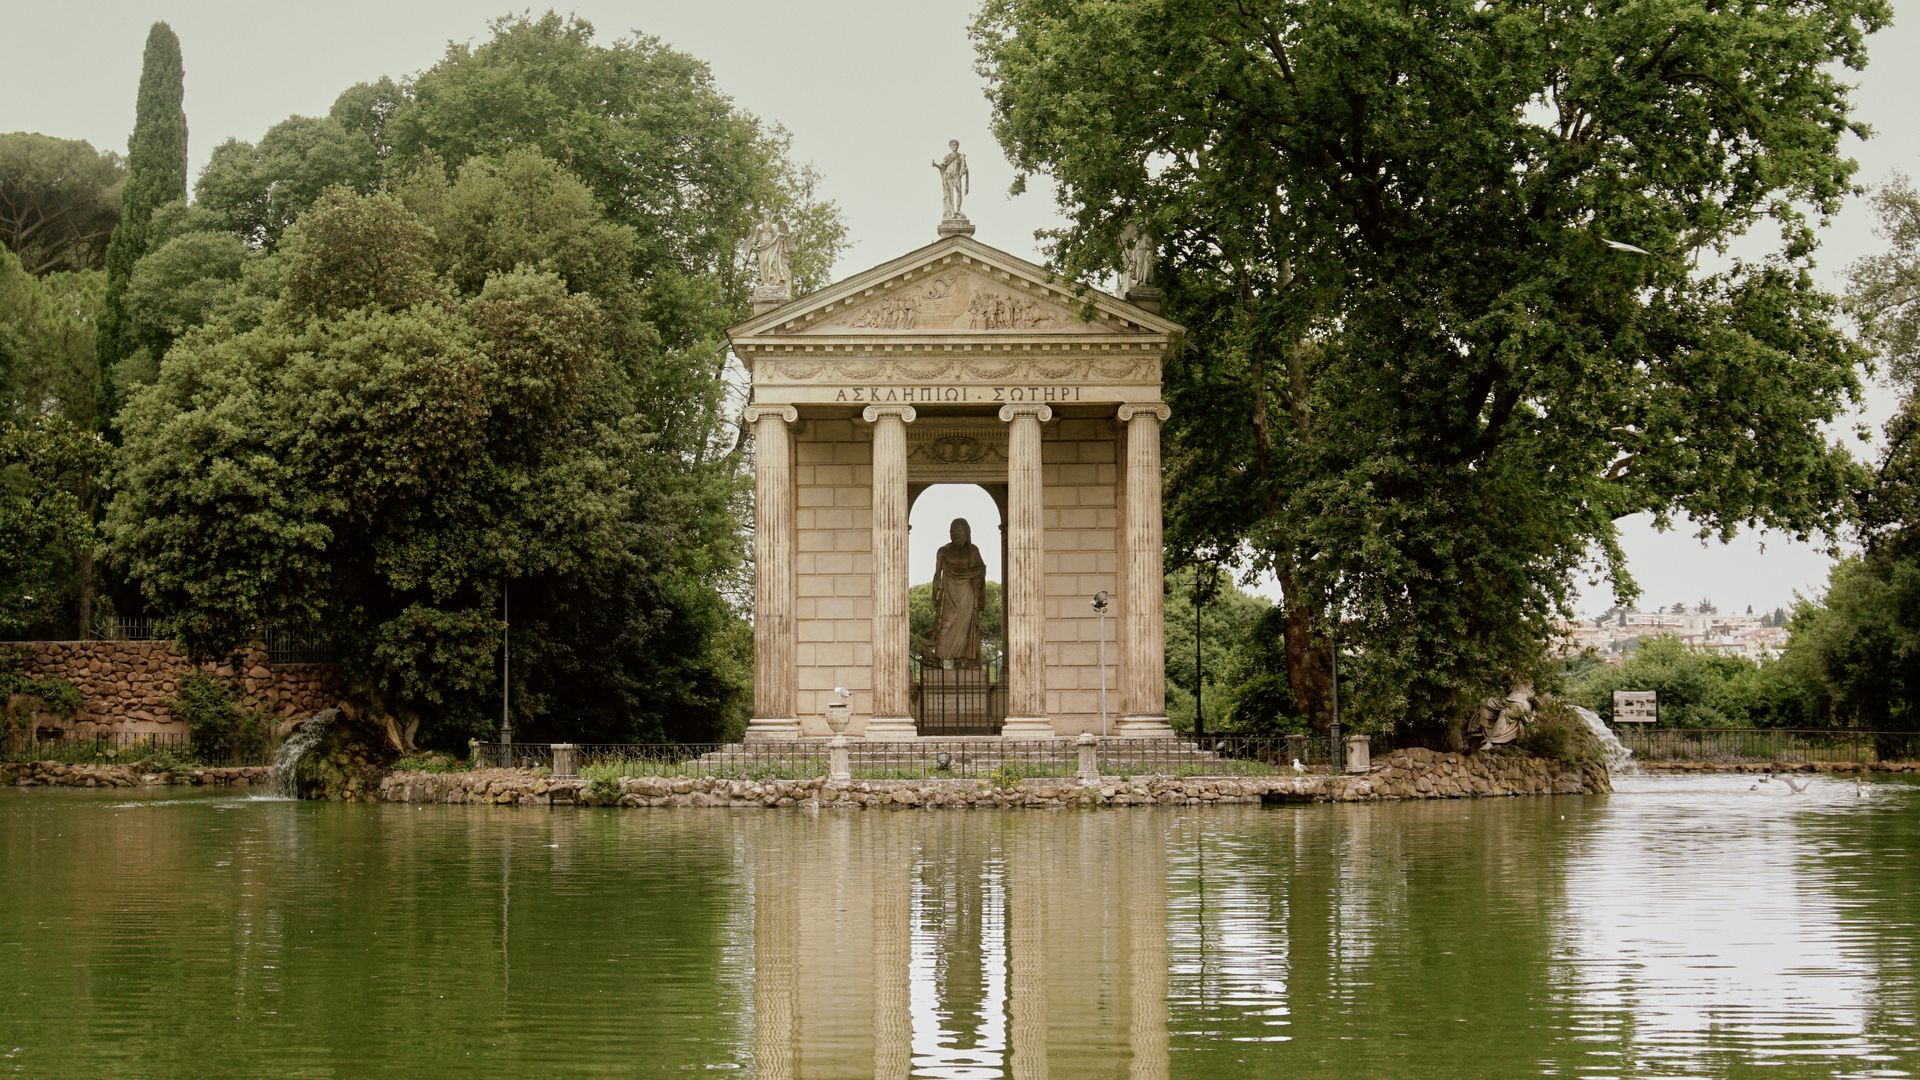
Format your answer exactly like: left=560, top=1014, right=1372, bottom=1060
left=743, top=814, right=1170, bottom=1078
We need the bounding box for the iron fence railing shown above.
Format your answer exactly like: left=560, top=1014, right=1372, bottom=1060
left=1614, top=727, right=1918, bottom=765
left=463, top=735, right=1380, bottom=781
left=5, top=730, right=275, bottom=767
left=265, top=624, right=335, bottom=665
left=110, top=617, right=160, bottom=641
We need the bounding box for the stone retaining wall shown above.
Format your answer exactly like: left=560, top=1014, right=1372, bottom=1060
left=0, top=761, right=272, bottom=788
left=378, top=747, right=1608, bottom=808
left=3, top=640, right=342, bottom=736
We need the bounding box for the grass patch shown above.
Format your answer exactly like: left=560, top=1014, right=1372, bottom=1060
left=392, top=752, right=465, bottom=773
left=578, top=756, right=825, bottom=782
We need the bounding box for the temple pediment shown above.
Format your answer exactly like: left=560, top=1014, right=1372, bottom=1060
left=728, top=234, right=1182, bottom=345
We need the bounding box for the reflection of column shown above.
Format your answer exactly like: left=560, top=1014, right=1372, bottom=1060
left=873, top=829, right=912, bottom=1078
left=1009, top=820, right=1050, bottom=1079
left=864, top=405, right=917, bottom=741
left=747, top=405, right=799, bottom=740
left=1000, top=404, right=1054, bottom=738
left=754, top=845, right=799, bottom=1079
left=1117, top=404, right=1174, bottom=737
left=1124, top=815, right=1170, bottom=1080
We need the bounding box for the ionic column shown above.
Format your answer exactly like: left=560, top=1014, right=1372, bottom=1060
left=747, top=405, right=800, bottom=740
left=1117, top=404, right=1174, bottom=738
left=863, top=405, right=917, bottom=741
left=999, top=404, right=1054, bottom=738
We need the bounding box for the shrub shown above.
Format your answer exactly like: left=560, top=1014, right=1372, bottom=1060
left=1518, top=702, right=1604, bottom=768
left=167, top=671, right=272, bottom=759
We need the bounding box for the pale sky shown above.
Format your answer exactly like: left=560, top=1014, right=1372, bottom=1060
left=5, top=0, right=1916, bottom=614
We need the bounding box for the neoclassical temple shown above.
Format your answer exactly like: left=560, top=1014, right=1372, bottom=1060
left=728, top=211, right=1182, bottom=741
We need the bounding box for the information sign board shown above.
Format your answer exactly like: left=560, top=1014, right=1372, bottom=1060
left=1612, top=690, right=1658, bottom=723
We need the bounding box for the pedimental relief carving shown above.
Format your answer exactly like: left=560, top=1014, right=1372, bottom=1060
left=833, top=271, right=1115, bottom=333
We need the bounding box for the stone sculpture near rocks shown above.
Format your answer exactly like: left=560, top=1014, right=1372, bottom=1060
left=929, top=518, right=986, bottom=666
left=1473, top=680, right=1535, bottom=749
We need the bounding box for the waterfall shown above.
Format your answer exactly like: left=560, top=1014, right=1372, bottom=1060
left=1572, top=706, right=1636, bottom=774
left=271, top=709, right=337, bottom=798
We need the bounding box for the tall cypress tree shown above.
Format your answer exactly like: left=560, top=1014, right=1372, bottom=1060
left=96, top=21, right=186, bottom=426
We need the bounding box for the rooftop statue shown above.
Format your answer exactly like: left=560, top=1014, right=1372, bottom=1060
left=748, top=214, right=792, bottom=291
left=932, top=140, right=969, bottom=222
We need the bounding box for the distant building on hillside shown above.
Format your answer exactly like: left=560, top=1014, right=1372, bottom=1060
left=1556, top=608, right=1780, bottom=663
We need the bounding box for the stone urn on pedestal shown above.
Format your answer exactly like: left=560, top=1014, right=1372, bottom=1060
left=826, top=689, right=852, bottom=782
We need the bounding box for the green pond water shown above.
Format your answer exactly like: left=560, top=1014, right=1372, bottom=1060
left=1, top=773, right=1916, bottom=1078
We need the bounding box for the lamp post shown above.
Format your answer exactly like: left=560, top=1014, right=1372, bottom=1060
left=499, top=586, right=513, bottom=753
left=1327, top=580, right=1342, bottom=773
left=1091, top=591, right=1110, bottom=737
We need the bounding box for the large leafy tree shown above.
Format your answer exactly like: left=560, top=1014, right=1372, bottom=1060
left=0, top=133, right=125, bottom=276
left=110, top=171, right=748, bottom=747
left=0, top=247, right=105, bottom=636
left=1773, top=180, right=1920, bottom=759
left=96, top=22, right=187, bottom=420
left=976, top=0, right=1884, bottom=746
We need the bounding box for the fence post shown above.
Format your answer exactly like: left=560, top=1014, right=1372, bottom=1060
left=829, top=735, right=851, bottom=783
left=1076, top=733, right=1099, bottom=784
left=1284, top=734, right=1308, bottom=768
left=1344, top=734, right=1371, bottom=774
left=551, top=743, right=578, bottom=780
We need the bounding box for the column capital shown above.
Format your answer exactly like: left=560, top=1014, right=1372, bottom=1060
left=997, top=404, right=1054, bottom=424
left=744, top=404, right=798, bottom=424
left=861, top=405, right=917, bottom=424
left=1116, top=402, right=1171, bottom=423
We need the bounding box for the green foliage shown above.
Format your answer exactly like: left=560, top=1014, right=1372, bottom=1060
left=386, top=13, right=843, bottom=343
left=1847, top=173, right=1920, bottom=387
left=167, top=671, right=267, bottom=741
left=390, top=751, right=464, bottom=773
left=1565, top=635, right=1813, bottom=728
left=109, top=175, right=748, bottom=747
left=975, top=0, right=1885, bottom=747
left=1161, top=564, right=1295, bottom=733
left=195, top=117, right=378, bottom=248
left=0, top=650, right=83, bottom=742
left=1517, top=702, right=1604, bottom=768
left=97, top=22, right=188, bottom=420
left=0, top=133, right=125, bottom=275
left=0, top=414, right=108, bottom=637
left=0, top=247, right=101, bottom=427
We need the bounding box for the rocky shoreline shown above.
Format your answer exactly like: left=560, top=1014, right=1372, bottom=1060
left=375, top=746, right=1609, bottom=808
left=0, top=761, right=272, bottom=788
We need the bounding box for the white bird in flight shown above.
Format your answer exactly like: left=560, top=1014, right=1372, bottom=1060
left=1781, top=775, right=1811, bottom=795
left=1602, top=238, right=1653, bottom=255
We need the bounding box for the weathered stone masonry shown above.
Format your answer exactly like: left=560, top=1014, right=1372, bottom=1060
left=5, top=639, right=342, bottom=736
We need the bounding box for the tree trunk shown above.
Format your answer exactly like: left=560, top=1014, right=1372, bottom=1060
left=75, top=548, right=93, bottom=640
left=1276, top=566, right=1333, bottom=733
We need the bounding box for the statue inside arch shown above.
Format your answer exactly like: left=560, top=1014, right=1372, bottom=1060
left=929, top=518, right=986, bottom=667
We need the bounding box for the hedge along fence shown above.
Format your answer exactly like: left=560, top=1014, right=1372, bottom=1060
left=1614, top=727, right=1920, bottom=765
left=471, top=736, right=1378, bottom=783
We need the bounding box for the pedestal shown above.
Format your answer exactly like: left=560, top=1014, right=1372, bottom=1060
left=862, top=716, right=918, bottom=741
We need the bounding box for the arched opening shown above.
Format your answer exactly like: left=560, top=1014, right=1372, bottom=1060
left=907, top=484, right=1006, bottom=735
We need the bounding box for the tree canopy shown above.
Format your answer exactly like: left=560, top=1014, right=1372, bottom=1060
left=84, top=12, right=846, bottom=746
left=96, top=21, right=187, bottom=421
left=109, top=175, right=748, bottom=746
left=976, top=0, right=1886, bottom=746
left=0, top=133, right=124, bottom=276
